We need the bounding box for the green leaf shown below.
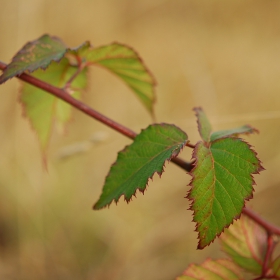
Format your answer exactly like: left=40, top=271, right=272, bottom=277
left=188, top=108, right=263, bottom=249
left=177, top=258, right=244, bottom=280
left=220, top=215, right=267, bottom=275
left=21, top=57, right=87, bottom=151
left=0, top=34, right=67, bottom=84
left=210, top=125, right=258, bottom=142
left=193, top=107, right=212, bottom=142
left=188, top=138, right=263, bottom=249
left=93, top=124, right=188, bottom=209
left=85, top=43, right=156, bottom=114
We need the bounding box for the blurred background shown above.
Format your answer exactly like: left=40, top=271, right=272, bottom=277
left=0, top=0, right=280, bottom=279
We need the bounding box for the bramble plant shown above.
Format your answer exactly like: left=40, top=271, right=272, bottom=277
left=1, top=34, right=280, bottom=279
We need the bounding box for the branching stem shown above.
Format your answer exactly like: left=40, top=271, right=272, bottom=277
left=64, top=56, right=85, bottom=90
left=243, top=208, right=280, bottom=236
left=0, top=60, right=137, bottom=140
left=0, top=60, right=193, bottom=172
left=64, top=65, right=84, bottom=91
left=1, top=60, right=280, bottom=259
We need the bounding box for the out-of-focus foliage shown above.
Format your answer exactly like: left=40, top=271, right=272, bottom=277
left=1, top=1, right=280, bottom=280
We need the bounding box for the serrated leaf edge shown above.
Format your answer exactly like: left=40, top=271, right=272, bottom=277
left=187, top=137, right=264, bottom=249
left=94, top=123, right=188, bottom=210
left=88, top=42, right=157, bottom=115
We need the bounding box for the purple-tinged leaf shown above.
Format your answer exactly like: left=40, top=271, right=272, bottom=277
left=20, top=57, right=87, bottom=152
left=0, top=34, right=67, bottom=84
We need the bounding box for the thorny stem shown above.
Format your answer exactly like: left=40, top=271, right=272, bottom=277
left=1, top=61, right=280, bottom=278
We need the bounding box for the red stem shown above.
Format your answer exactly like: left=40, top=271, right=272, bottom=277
left=0, top=61, right=137, bottom=140
left=243, top=208, right=280, bottom=236
left=263, top=234, right=276, bottom=277
left=1, top=61, right=280, bottom=239
left=0, top=61, right=193, bottom=172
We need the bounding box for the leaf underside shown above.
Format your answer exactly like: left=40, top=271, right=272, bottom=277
left=1, top=34, right=156, bottom=116
left=188, top=108, right=263, bottom=249
left=94, top=124, right=188, bottom=210
left=2, top=34, right=156, bottom=153
left=177, top=258, right=244, bottom=280
left=220, top=215, right=267, bottom=275
left=0, top=34, right=67, bottom=84
left=84, top=43, right=156, bottom=114
left=20, top=57, right=87, bottom=151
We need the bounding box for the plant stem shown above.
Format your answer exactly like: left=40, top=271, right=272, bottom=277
left=243, top=208, right=280, bottom=235
left=186, top=142, right=196, bottom=149
left=64, top=65, right=84, bottom=90
left=0, top=61, right=137, bottom=139
left=64, top=56, right=85, bottom=90
left=0, top=61, right=193, bottom=172
left=262, top=234, right=276, bottom=277
left=2, top=61, right=280, bottom=237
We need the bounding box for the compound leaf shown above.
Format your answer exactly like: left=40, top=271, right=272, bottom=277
left=21, top=57, right=87, bottom=152
left=177, top=258, right=244, bottom=280
left=94, top=124, right=188, bottom=210
left=188, top=138, right=263, bottom=248
left=1, top=36, right=156, bottom=115
left=188, top=108, right=263, bottom=249
left=0, top=34, right=67, bottom=84
left=84, top=43, right=156, bottom=114
left=220, top=215, right=267, bottom=275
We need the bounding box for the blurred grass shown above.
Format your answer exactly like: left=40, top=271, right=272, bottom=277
left=1, top=0, right=280, bottom=279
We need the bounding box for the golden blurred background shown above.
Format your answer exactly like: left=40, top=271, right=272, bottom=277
left=1, top=0, right=280, bottom=279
